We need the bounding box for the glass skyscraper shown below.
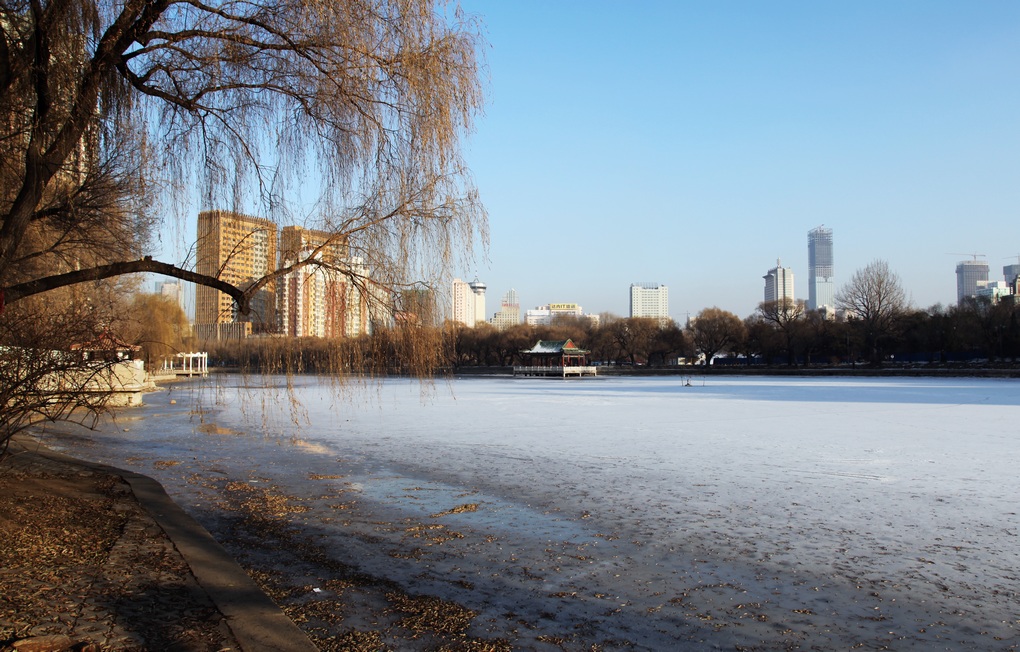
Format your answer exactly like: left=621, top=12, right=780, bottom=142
left=807, top=226, right=834, bottom=311
left=1003, top=263, right=1020, bottom=285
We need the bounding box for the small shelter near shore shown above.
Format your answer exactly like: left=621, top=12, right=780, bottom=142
left=515, top=339, right=596, bottom=377
left=69, top=333, right=141, bottom=363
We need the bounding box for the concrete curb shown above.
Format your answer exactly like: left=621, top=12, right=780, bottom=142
left=16, top=441, right=318, bottom=652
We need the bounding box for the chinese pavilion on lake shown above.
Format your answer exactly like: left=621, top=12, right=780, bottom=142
left=515, top=339, right=596, bottom=377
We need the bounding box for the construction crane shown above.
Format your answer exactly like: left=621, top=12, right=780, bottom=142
left=946, top=253, right=986, bottom=261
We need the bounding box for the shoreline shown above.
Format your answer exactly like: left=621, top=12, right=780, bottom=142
left=189, top=363, right=1020, bottom=380
left=452, top=364, right=1020, bottom=378
left=3, top=434, right=527, bottom=651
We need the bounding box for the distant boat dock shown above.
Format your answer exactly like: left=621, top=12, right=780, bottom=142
left=513, top=365, right=597, bottom=378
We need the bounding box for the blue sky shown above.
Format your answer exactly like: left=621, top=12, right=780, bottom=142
left=457, top=1, right=1020, bottom=321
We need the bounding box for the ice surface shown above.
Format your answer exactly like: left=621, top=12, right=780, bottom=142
left=41, top=375, right=1020, bottom=650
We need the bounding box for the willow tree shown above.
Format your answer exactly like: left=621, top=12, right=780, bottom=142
left=0, top=0, right=487, bottom=446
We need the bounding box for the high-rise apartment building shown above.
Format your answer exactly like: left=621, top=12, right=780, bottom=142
left=451, top=277, right=486, bottom=326
left=451, top=278, right=472, bottom=325
left=195, top=210, right=277, bottom=338
left=807, top=226, right=834, bottom=311
left=630, top=283, right=669, bottom=320
left=277, top=258, right=370, bottom=337
left=276, top=226, right=368, bottom=337
left=956, top=258, right=989, bottom=305
left=490, top=289, right=521, bottom=330
left=763, top=259, right=794, bottom=304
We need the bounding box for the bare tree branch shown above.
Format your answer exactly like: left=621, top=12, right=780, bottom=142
left=2, top=257, right=246, bottom=310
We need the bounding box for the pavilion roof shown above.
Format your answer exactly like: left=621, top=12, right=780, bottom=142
left=522, top=339, right=588, bottom=354
left=69, top=332, right=141, bottom=352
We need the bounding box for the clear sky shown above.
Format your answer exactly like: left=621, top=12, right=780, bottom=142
left=457, top=1, right=1020, bottom=321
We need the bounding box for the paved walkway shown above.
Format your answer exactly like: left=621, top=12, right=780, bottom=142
left=0, top=438, right=318, bottom=652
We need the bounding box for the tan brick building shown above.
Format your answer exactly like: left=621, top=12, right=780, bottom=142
left=279, top=225, right=347, bottom=266
left=195, top=210, right=278, bottom=338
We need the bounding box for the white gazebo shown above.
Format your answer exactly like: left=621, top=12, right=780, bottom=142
left=160, top=351, right=209, bottom=377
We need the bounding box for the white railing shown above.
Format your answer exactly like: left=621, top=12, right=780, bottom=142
left=513, top=365, right=597, bottom=377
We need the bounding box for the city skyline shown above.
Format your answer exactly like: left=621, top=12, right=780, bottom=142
left=192, top=208, right=1020, bottom=332
left=472, top=246, right=1020, bottom=327
left=456, top=1, right=1020, bottom=321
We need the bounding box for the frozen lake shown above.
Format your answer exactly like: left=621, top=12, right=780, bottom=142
left=41, top=374, right=1020, bottom=650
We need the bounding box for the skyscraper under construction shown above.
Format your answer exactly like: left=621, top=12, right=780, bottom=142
left=807, top=226, right=834, bottom=311
left=956, top=258, right=989, bottom=305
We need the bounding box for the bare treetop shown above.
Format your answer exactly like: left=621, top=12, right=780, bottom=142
left=836, top=259, right=906, bottom=324
left=836, top=259, right=907, bottom=365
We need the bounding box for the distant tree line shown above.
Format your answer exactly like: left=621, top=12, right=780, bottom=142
left=199, top=277, right=1020, bottom=373
left=435, top=298, right=1019, bottom=369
